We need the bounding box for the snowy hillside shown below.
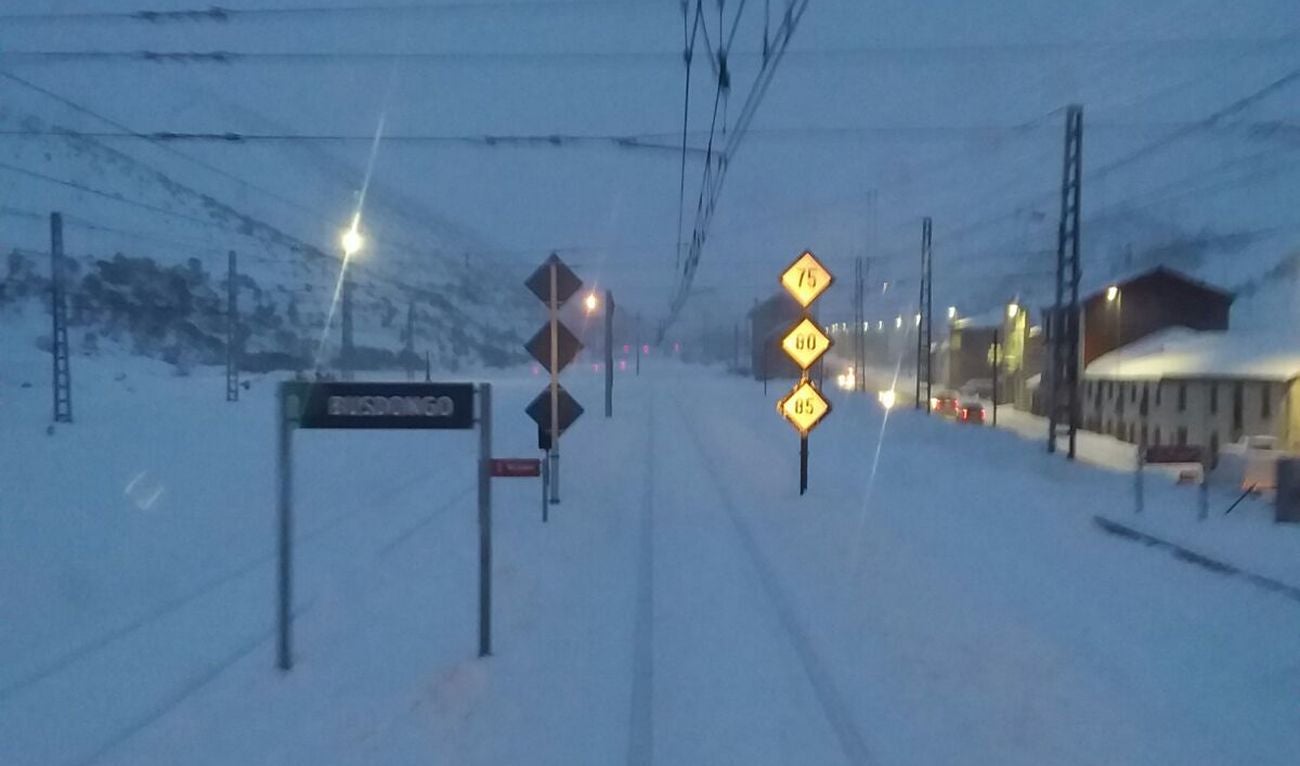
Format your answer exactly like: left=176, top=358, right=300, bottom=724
left=1, top=0, right=1297, bottom=358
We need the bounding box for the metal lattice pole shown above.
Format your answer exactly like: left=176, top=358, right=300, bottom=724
left=226, top=250, right=239, bottom=402
left=916, top=217, right=933, bottom=411
left=1048, top=105, right=1084, bottom=457
left=50, top=212, right=72, bottom=424
left=404, top=300, right=416, bottom=381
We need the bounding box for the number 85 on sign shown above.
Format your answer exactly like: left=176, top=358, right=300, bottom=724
left=777, top=380, right=831, bottom=435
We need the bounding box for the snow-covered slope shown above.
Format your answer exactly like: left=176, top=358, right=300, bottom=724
left=1, top=0, right=1296, bottom=363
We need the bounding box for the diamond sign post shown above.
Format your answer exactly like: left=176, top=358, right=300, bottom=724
left=524, top=253, right=584, bottom=512
left=777, top=250, right=834, bottom=495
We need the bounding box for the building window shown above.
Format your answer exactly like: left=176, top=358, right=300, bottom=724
left=1140, top=424, right=1148, bottom=447
left=1262, top=384, right=1272, bottom=419
left=1178, top=383, right=1187, bottom=411
left=1129, top=423, right=1136, bottom=443
left=1209, top=384, right=1218, bottom=414
left=1177, top=426, right=1188, bottom=446
left=1155, top=382, right=1162, bottom=407
left=1130, top=384, right=1136, bottom=404
left=1153, top=426, right=1161, bottom=446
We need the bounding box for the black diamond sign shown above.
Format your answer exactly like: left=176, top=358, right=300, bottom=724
left=526, top=385, right=584, bottom=438
left=525, top=253, right=583, bottom=308
left=525, top=322, right=583, bottom=374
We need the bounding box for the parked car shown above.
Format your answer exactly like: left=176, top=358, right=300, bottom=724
left=956, top=401, right=986, bottom=425
left=930, top=392, right=960, bottom=417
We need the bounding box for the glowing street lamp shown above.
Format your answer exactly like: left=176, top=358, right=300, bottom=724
left=947, top=306, right=957, bottom=320
left=1007, top=302, right=1020, bottom=319
left=1106, top=285, right=1120, bottom=303
left=877, top=389, right=897, bottom=410
left=584, top=292, right=600, bottom=314
left=894, top=315, right=902, bottom=329
left=340, top=219, right=364, bottom=258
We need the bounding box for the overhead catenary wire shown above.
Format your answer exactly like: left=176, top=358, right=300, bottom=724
left=0, top=1, right=633, bottom=24
left=4, top=122, right=1295, bottom=144
left=4, top=38, right=1299, bottom=63
left=912, top=64, right=1300, bottom=262
left=664, top=0, right=812, bottom=336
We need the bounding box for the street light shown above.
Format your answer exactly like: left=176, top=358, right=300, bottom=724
left=341, top=220, right=364, bottom=258
left=877, top=389, right=897, bottom=410
left=1007, top=302, right=1020, bottom=319
left=1106, top=285, right=1120, bottom=303
left=895, top=315, right=903, bottom=329
left=584, top=292, right=599, bottom=314
left=948, top=306, right=957, bottom=320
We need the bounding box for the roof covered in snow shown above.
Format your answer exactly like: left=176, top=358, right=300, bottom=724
left=1078, top=265, right=1234, bottom=304
left=1085, top=328, right=1300, bottom=381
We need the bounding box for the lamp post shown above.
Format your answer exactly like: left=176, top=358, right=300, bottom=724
left=339, top=219, right=364, bottom=380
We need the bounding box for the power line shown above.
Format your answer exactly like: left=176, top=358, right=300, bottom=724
left=3, top=40, right=1298, bottom=62
left=665, top=0, right=812, bottom=335
left=0, top=127, right=715, bottom=153
left=0, top=70, right=338, bottom=229
left=950, top=65, right=1300, bottom=246
left=0, top=2, right=630, bottom=24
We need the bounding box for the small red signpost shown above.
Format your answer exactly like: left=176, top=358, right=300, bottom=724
left=490, top=458, right=543, bottom=478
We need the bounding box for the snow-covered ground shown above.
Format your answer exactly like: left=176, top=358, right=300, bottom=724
left=5, top=347, right=1300, bottom=765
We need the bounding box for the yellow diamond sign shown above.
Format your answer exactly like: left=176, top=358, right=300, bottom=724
left=780, top=250, right=833, bottom=308
left=781, top=317, right=832, bottom=370
left=777, top=379, right=832, bottom=435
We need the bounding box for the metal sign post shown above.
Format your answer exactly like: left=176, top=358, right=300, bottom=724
left=605, top=289, right=614, bottom=418
left=477, top=384, right=492, bottom=657
left=524, top=253, right=585, bottom=508
left=276, top=391, right=295, bottom=671
left=775, top=250, right=834, bottom=495
left=275, top=381, right=481, bottom=671
left=548, top=263, right=561, bottom=503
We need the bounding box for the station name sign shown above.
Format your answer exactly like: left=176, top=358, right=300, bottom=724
left=284, top=382, right=475, bottom=430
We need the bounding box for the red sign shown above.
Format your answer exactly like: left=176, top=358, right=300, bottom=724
left=490, top=458, right=542, bottom=478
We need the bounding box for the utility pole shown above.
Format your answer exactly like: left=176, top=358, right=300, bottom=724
left=404, top=300, right=415, bottom=381
left=916, top=217, right=933, bottom=412
left=50, top=212, right=72, bottom=424
left=604, top=289, right=614, bottom=418
left=1047, top=105, right=1084, bottom=458
left=992, top=328, right=1000, bottom=426
left=226, top=251, right=240, bottom=402
left=340, top=270, right=355, bottom=381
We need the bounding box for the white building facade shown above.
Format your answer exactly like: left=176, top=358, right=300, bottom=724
left=1081, top=329, right=1300, bottom=456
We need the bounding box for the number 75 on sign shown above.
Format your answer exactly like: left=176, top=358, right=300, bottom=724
left=780, top=250, right=832, bottom=308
